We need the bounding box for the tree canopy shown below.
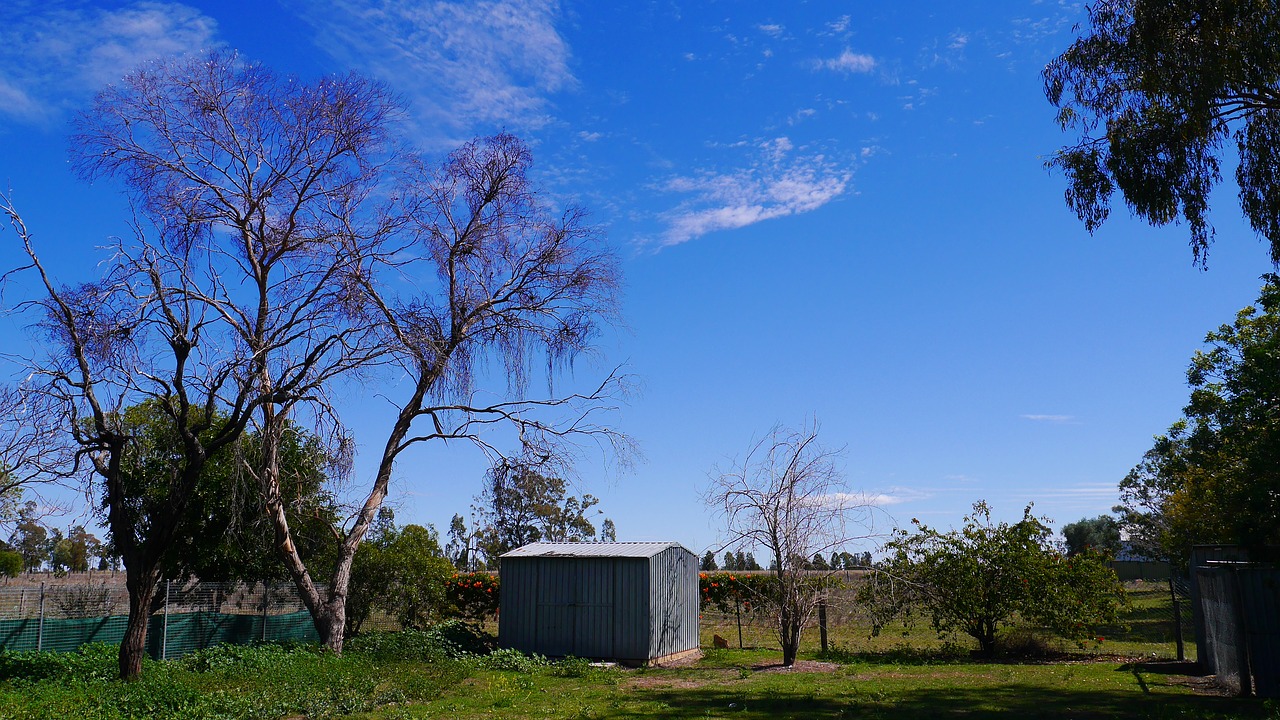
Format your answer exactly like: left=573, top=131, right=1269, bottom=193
left=863, top=502, right=1125, bottom=656
left=1117, top=278, right=1280, bottom=563
left=472, top=460, right=611, bottom=568
left=1061, top=515, right=1121, bottom=557
left=1045, top=0, right=1280, bottom=265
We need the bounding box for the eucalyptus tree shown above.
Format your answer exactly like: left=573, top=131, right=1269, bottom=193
left=1045, top=0, right=1280, bottom=265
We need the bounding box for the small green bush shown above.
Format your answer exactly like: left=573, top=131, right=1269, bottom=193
left=474, top=647, right=549, bottom=673
left=0, top=642, right=119, bottom=684
left=347, top=621, right=494, bottom=661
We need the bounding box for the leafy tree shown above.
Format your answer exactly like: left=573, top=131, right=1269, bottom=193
left=701, top=551, right=718, bottom=571
left=473, top=460, right=607, bottom=567
left=9, top=501, right=48, bottom=571
left=811, top=553, right=830, bottom=570
left=1045, top=0, right=1280, bottom=265
left=1061, top=515, right=1122, bottom=557
left=1118, top=279, right=1280, bottom=564
left=0, top=550, right=20, bottom=577
left=706, top=423, right=876, bottom=666
left=744, top=552, right=761, bottom=571
left=347, top=516, right=455, bottom=635
left=601, top=518, right=617, bottom=542
left=863, top=502, right=1125, bottom=656
left=445, top=514, right=472, bottom=571
left=722, top=551, right=737, bottom=571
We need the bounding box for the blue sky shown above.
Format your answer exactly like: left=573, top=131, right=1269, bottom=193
left=0, top=0, right=1273, bottom=555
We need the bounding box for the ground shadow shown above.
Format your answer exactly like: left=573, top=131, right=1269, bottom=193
left=610, top=680, right=1267, bottom=719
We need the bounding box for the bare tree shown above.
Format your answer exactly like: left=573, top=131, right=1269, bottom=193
left=48, top=53, right=627, bottom=656
left=706, top=423, right=878, bottom=666
left=0, top=52, right=402, bottom=676
left=331, top=133, right=629, bottom=641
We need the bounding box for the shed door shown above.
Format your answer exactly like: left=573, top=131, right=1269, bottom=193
left=534, top=558, right=616, bottom=658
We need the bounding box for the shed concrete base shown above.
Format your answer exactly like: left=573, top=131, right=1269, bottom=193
left=644, top=648, right=703, bottom=667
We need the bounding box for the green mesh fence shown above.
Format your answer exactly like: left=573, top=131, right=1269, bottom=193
left=0, top=579, right=318, bottom=658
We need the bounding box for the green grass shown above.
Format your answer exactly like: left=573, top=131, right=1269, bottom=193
left=0, top=584, right=1243, bottom=719
left=384, top=651, right=1268, bottom=720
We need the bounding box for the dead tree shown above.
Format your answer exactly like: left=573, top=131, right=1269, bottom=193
left=706, top=422, right=878, bottom=666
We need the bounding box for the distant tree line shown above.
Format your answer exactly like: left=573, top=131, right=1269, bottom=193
left=699, top=549, right=871, bottom=572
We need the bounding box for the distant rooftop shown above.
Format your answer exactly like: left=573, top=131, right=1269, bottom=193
left=501, top=542, right=690, bottom=559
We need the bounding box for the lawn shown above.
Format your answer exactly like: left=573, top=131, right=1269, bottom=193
left=0, top=582, right=1259, bottom=720
left=390, top=652, right=1263, bottom=720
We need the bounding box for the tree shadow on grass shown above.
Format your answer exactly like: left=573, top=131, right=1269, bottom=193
left=613, top=677, right=1267, bottom=719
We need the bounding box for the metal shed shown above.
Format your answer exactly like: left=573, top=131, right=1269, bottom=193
left=498, top=542, right=699, bottom=665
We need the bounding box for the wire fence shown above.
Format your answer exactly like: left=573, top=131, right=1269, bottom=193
left=698, top=575, right=1195, bottom=658
left=0, top=578, right=317, bottom=659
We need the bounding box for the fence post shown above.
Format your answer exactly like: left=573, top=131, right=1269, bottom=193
left=36, top=582, right=44, bottom=652
left=818, top=597, right=828, bottom=653
left=261, top=584, right=269, bottom=642
left=162, top=580, right=170, bottom=661
left=1169, top=576, right=1185, bottom=662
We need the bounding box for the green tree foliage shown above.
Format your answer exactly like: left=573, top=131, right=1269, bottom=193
left=0, top=549, right=20, bottom=577
left=1118, top=279, right=1280, bottom=563
left=1044, top=0, right=1280, bottom=264
left=701, top=551, right=718, bottom=571
left=473, top=460, right=610, bottom=567
left=50, top=527, right=101, bottom=574
left=9, top=501, right=47, bottom=571
left=347, top=510, right=455, bottom=635
left=863, top=502, right=1125, bottom=656
left=1061, top=515, right=1121, bottom=557
left=445, top=514, right=472, bottom=571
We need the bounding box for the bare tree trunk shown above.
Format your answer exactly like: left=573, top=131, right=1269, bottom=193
left=120, top=563, right=159, bottom=680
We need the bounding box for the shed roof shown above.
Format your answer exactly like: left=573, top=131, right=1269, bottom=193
left=501, top=541, right=690, bottom=559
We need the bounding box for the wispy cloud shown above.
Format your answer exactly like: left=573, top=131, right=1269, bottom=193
left=0, top=1, right=219, bottom=126
left=1021, top=414, right=1076, bottom=424
left=292, top=0, right=573, bottom=145
left=834, top=487, right=932, bottom=507
left=818, top=49, right=877, bottom=74
left=655, top=138, right=852, bottom=247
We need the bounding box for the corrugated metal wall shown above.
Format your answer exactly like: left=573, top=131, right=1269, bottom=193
left=1191, top=554, right=1280, bottom=697
left=1238, top=569, right=1280, bottom=697
left=1190, top=545, right=1252, bottom=669
left=1197, top=567, right=1249, bottom=694
left=498, top=548, right=698, bottom=662
left=647, top=547, right=698, bottom=659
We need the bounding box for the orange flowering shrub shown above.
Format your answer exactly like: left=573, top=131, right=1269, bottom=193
left=446, top=572, right=500, bottom=620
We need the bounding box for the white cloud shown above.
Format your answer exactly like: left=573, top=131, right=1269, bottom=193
left=819, top=49, right=877, bottom=74
left=578, top=130, right=602, bottom=142
left=293, top=0, right=573, bottom=145
left=656, top=145, right=852, bottom=247
left=1021, top=414, right=1076, bottom=423
left=0, top=1, right=220, bottom=126
left=821, top=487, right=931, bottom=508
left=826, top=15, right=851, bottom=34
left=758, top=23, right=784, bottom=37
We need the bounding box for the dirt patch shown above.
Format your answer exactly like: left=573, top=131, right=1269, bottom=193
left=750, top=660, right=841, bottom=673
left=624, top=670, right=737, bottom=690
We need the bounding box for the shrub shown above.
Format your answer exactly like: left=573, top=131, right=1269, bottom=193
left=0, top=642, right=119, bottom=684
left=347, top=621, right=494, bottom=661
left=0, top=550, right=21, bottom=578
left=446, top=572, right=499, bottom=620
left=475, top=647, right=549, bottom=673
left=861, top=501, right=1126, bottom=656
